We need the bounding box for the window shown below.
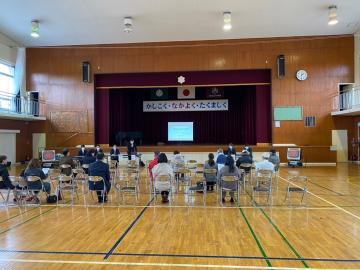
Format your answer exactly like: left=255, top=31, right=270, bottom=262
left=0, top=61, right=15, bottom=110
left=304, top=116, right=316, bottom=127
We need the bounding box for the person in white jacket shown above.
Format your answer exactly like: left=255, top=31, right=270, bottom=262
left=152, top=153, right=174, bottom=203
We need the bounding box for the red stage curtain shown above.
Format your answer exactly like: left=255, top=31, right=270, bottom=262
left=95, top=89, right=109, bottom=144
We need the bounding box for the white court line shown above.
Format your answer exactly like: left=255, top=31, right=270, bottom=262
left=278, top=175, right=360, bottom=221
left=22, top=203, right=340, bottom=211
left=0, top=258, right=335, bottom=270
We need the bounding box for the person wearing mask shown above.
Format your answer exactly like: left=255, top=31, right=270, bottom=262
left=216, top=148, right=226, bottom=166
left=227, top=143, right=236, bottom=156
left=88, top=152, right=111, bottom=203
left=127, top=139, right=137, bottom=160
left=244, top=145, right=253, bottom=159
left=148, top=151, right=160, bottom=181
left=204, top=153, right=217, bottom=191
left=59, top=148, right=75, bottom=176
left=268, top=148, right=280, bottom=171
left=152, top=153, right=174, bottom=203
left=217, top=155, right=243, bottom=203
left=82, top=149, right=96, bottom=174
left=95, top=145, right=102, bottom=156
left=236, top=150, right=253, bottom=167
left=78, top=145, right=87, bottom=156
left=110, top=144, right=120, bottom=161
left=22, top=158, right=51, bottom=195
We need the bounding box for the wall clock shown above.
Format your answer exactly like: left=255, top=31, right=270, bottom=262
left=296, top=70, right=308, bottom=81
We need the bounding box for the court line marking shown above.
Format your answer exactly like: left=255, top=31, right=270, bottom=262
left=0, top=258, right=320, bottom=269
left=238, top=207, right=272, bottom=266
left=278, top=176, right=360, bottom=221
left=307, top=180, right=344, bottom=196
left=0, top=206, right=41, bottom=224
left=24, top=203, right=342, bottom=211
left=1, top=248, right=360, bottom=263
left=245, top=191, right=308, bottom=268
left=0, top=200, right=71, bottom=235
left=104, top=197, right=154, bottom=259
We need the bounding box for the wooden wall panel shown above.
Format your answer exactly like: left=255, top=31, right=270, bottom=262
left=0, top=119, right=45, bottom=162
left=25, top=35, right=355, bottom=162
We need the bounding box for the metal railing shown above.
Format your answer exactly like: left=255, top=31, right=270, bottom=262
left=333, top=86, right=360, bottom=111
left=0, top=91, right=45, bottom=117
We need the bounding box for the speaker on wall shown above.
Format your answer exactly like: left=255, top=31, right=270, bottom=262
left=82, top=61, right=90, bottom=83
left=277, top=54, right=285, bottom=79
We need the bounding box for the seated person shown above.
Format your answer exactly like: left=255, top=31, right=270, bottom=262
left=216, top=148, right=226, bottom=166
left=95, top=145, right=103, bottom=156
left=82, top=149, right=96, bottom=173
left=204, top=153, right=217, bottom=191
left=78, top=144, right=87, bottom=156
left=0, top=155, right=16, bottom=190
left=171, top=150, right=185, bottom=180
left=59, top=148, right=75, bottom=176
left=268, top=148, right=280, bottom=171
left=226, top=143, right=236, bottom=156
left=244, top=145, right=253, bottom=159
left=22, top=158, right=51, bottom=194
left=236, top=150, right=253, bottom=167
left=126, top=139, right=137, bottom=160
left=152, top=153, right=174, bottom=203
left=217, top=155, right=243, bottom=203
left=148, top=151, right=159, bottom=181
left=88, top=152, right=111, bottom=203
left=110, top=144, right=120, bottom=161
left=255, top=154, right=275, bottom=172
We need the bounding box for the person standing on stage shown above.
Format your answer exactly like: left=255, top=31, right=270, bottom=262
left=127, top=138, right=138, bottom=160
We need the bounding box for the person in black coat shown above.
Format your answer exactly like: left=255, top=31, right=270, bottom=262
left=236, top=150, right=253, bottom=167
left=0, top=155, right=15, bottom=190
left=95, top=145, right=103, bottom=156
left=110, top=144, right=120, bottom=161
left=127, top=139, right=137, bottom=160
left=227, top=143, right=236, bottom=156
left=88, top=152, right=111, bottom=203
left=78, top=145, right=88, bottom=156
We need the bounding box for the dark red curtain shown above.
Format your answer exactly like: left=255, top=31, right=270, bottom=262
left=107, top=86, right=263, bottom=145
left=256, top=85, right=272, bottom=143
left=94, top=89, right=109, bottom=144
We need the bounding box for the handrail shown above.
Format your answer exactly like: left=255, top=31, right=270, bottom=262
left=332, top=85, right=360, bottom=111
left=0, top=92, right=45, bottom=117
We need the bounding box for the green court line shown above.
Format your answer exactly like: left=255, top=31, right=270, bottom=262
left=238, top=206, right=272, bottom=267
left=247, top=188, right=309, bottom=268
left=259, top=207, right=309, bottom=268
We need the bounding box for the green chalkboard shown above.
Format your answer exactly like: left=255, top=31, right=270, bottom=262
left=274, top=106, right=302, bottom=120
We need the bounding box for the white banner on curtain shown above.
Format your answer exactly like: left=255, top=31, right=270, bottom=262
left=143, top=99, right=228, bottom=112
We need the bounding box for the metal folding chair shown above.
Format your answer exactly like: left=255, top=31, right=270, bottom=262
left=252, top=169, right=273, bottom=205
left=57, top=174, right=78, bottom=204
left=285, top=174, right=308, bottom=206
left=87, top=176, right=106, bottom=203
left=153, top=174, right=173, bottom=203
left=219, top=175, right=240, bottom=205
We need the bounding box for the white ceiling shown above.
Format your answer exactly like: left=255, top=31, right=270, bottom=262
left=0, top=0, right=360, bottom=47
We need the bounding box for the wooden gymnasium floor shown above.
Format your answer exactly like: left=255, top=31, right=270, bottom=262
left=0, top=163, right=360, bottom=270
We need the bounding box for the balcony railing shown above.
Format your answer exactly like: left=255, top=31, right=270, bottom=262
left=0, top=91, right=45, bottom=117
left=333, top=85, right=360, bottom=111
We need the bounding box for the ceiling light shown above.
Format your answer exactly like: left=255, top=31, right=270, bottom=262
left=30, top=20, right=40, bottom=38
left=223, top=12, right=232, bottom=31
left=124, top=17, right=133, bottom=33
left=328, top=5, right=338, bottom=25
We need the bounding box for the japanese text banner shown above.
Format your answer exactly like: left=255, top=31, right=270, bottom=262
left=143, top=99, right=228, bottom=112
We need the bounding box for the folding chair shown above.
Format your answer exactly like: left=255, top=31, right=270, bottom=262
left=87, top=176, right=107, bottom=203
left=153, top=174, right=173, bottom=203
left=186, top=160, right=197, bottom=171
left=219, top=175, right=240, bottom=205
left=26, top=176, right=45, bottom=204
left=175, top=167, right=192, bottom=192
left=115, top=169, right=140, bottom=204
left=188, top=177, right=207, bottom=205
left=285, top=174, right=308, bottom=206
left=195, top=163, right=204, bottom=177
left=0, top=176, right=12, bottom=205
left=72, top=168, right=87, bottom=193
left=239, top=163, right=252, bottom=188
left=60, top=164, right=73, bottom=176
left=203, top=168, right=217, bottom=190
left=57, top=174, right=78, bottom=204
left=252, top=169, right=273, bottom=205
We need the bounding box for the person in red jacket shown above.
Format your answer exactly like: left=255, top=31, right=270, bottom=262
left=148, top=151, right=159, bottom=181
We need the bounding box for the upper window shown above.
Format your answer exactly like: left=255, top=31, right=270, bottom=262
left=0, top=62, right=15, bottom=110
